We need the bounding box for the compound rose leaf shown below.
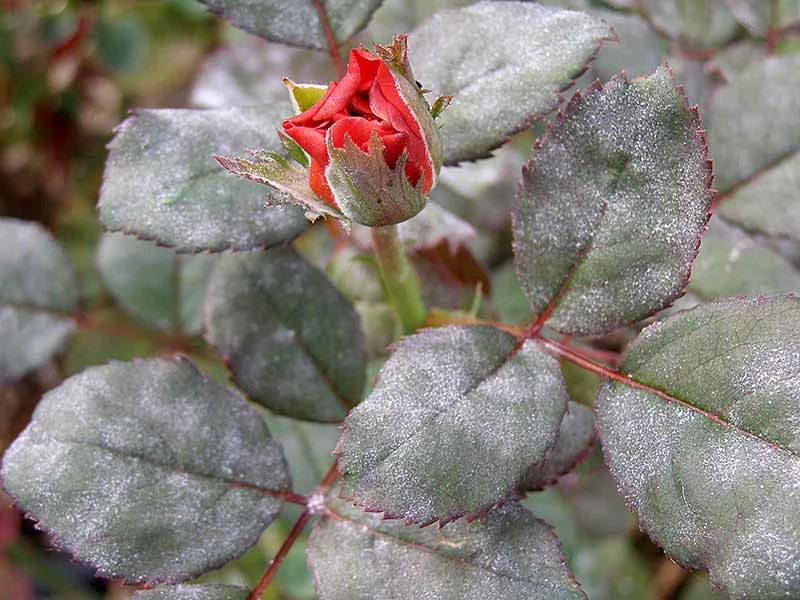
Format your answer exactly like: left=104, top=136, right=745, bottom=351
left=204, top=246, right=366, bottom=423
left=519, top=401, right=595, bottom=492
left=97, top=233, right=214, bottom=334
left=132, top=584, right=249, bottom=600
left=708, top=55, right=800, bottom=242
left=198, top=0, right=382, bottom=50
left=0, top=218, right=78, bottom=381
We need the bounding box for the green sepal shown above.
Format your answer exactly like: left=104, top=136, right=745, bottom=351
left=430, top=95, right=453, bottom=120
left=283, top=77, right=329, bottom=113
left=278, top=130, right=309, bottom=167
left=215, top=150, right=345, bottom=223
left=325, top=133, right=427, bottom=227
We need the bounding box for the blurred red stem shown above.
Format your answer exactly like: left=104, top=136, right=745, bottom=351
left=312, top=0, right=345, bottom=77
left=248, top=509, right=311, bottom=600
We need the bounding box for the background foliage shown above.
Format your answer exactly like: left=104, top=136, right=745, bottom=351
left=1, top=0, right=798, bottom=598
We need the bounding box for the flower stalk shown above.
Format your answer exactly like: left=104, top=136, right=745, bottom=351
left=370, top=224, right=426, bottom=334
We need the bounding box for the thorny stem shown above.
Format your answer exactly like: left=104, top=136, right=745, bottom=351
left=249, top=462, right=340, bottom=599
left=371, top=224, right=427, bottom=334
left=248, top=509, right=311, bottom=600
left=311, top=0, right=345, bottom=77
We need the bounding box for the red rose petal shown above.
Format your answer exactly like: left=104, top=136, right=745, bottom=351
left=309, top=158, right=336, bottom=207
left=329, top=116, right=383, bottom=150
left=283, top=124, right=328, bottom=166
left=380, top=130, right=409, bottom=170
left=315, top=50, right=370, bottom=121
left=374, top=63, right=433, bottom=191
left=352, top=49, right=381, bottom=92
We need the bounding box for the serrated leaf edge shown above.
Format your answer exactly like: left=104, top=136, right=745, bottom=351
left=0, top=355, right=291, bottom=585
left=513, top=63, right=716, bottom=337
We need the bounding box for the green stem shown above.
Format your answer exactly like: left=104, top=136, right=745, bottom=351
left=370, top=224, right=426, bottom=334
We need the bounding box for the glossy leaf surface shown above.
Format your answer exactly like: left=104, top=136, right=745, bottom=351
left=198, top=0, right=382, bottom=50
left=336, top=325, right=567, bottom=524
left=204, top=246, right=365, bottom=422
left=1, top=358, right=289, bottom=583
left=513, top=66, right=712, bottom=335
left=0, top=218, right=78, bottom=381
left=98, top=106, right=308, bottom=252
left=596, top=296, right=800, bottom=598
left=309, top=499, right=585, bottom=599
left=409, top=1, right=615, bottom=164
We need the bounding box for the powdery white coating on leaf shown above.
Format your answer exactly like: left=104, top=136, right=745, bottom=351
left=0, top=218, right=78, bottom=311
left=513, top=66, right=712, bottom=336
left=723, top=0, right=800, bottom=35
left=308, top=499, right=586, bottom=599
left=408, top=1, right=615, bottom=165
left=336, top=325, right=568, bottom=524
left=397, top=202, right=476, bottom=253
left=191, top=38, right=331, bottom=109
left=98, top=105, right=308, bottom=253
left=132, top=584, right=249, bottom=600
left=690, top=217, right=800, bottom=299
left=720, top=152, right=800, bottom=242
left=0, top=308, right=75, bottom=381
left=0, top=218, right=78, bottom=380
left=708, top=55, right=800, bottom=242
left=203, top=246, right=365, bottom=423
left=0, top=358, right=289, bottom=584
left=596, top=296, right=800, bottom=598
left=641, top=0, right=739, bottom=48
left=348, top=202, right=476, bottom=254
left=519, top=401, right=595, bottom=491
left=589, top=10, right=667, bottom=81
left=198, top=0, right=383, bottom=50
left=708, top=55, right=800, bottom=231
left=97, top=233, right=215, bottom=334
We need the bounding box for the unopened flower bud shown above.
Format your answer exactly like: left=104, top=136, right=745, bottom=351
left=216, top=35, right=447, bottom=228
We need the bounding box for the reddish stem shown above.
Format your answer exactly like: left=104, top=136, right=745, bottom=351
left=556, top=336, right=620, bottom=366
left=248, top=461, right=340, bottom=598
left=311, top=0, right=345, bottom=77
left=317, top=460, right=340, bottom=491
left=536, top=336, right=635, bottom=385
left=535, top=335, right=799, bottom=459
left=248, top=509, right=311, bottom=600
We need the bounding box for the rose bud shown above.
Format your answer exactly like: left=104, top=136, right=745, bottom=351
left=215, top=35, right=448, bottom=228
